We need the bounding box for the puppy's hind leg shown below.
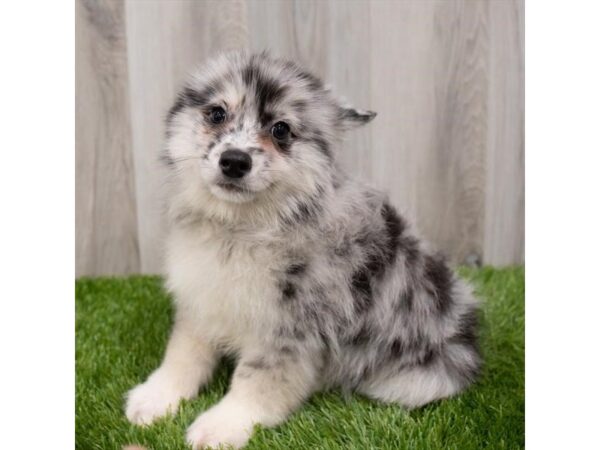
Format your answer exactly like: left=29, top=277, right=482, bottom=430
left=125, top=318, right=218, bottom=425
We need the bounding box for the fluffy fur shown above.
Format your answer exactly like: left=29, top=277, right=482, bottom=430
left=125, top=51, right=481, bottom=449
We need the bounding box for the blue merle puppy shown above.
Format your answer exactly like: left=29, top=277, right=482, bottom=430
left=125, top=51, right=481, bottom=449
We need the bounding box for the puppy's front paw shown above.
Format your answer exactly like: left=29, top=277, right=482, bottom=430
left=125, top=371, right=194, bottom=425
left=186, top=401, right=254, bottom=449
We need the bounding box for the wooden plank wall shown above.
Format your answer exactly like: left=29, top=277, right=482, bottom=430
left=75, top=0, right=525, bottom=276
left=76, top=0, right=140, bottom=275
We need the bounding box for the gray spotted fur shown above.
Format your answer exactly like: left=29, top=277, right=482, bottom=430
left=163, top=51, right=480, bottom=421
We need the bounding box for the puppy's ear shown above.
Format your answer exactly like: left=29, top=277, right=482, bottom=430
left=337, top=106, right=377, bottom=130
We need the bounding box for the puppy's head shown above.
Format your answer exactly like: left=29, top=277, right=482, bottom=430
left=165, top=52, right=375, bottom=221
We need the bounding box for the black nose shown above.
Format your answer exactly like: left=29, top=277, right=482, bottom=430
left=219, top=149, right=252, bottom=179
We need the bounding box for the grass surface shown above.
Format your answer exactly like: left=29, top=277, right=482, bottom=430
left=76, top=267, right=524, bottom=450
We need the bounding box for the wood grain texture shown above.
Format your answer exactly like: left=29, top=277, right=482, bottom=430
left=370, top=0, right=489, bottom=266
left=75, top=0, right=139, bottom=276
left=324, top=0, right=373, bottom=181
left=76, top=0, right=525, bottom=275
left=484, top=0, right=525, bottom=265
left=426, top=0, right=489, bottom=266
left=369, top=0, right=436, bottom=238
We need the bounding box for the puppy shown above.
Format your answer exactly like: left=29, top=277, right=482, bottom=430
left=125, top=51, right=480, bottom=449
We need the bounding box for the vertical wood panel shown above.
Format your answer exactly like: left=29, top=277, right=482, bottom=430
left=370, top=0, right=489, bottom=266
left=484, top=0, right=525, bottom=265
left=124, top=0, right=248, bottom=273
left=325, top=0, right=373, bottom=181
left=369, top=0, right=435, bottom=229
left=247, top=0, right=312, bottom=62
left=75, top=0, right=139, bottom=276
left=426, top=0, right=489, bottom=266
left=246, top=1, right=329, bottom=74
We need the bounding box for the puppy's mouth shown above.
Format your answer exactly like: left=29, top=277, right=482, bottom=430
left=210, top=179, right=257, bottom=204
left=216, top=181, right=248, bottom=193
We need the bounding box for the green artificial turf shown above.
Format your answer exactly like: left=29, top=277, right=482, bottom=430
left=76, top=267, right=524, bottom=450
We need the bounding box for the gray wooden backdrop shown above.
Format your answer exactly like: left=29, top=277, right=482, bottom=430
left=76, top=0, right=524, bottom=277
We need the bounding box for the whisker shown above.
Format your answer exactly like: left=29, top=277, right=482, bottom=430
left=169, top=156, right=206, bottom=163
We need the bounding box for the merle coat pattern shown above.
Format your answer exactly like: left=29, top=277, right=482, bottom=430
left=125, top=52, right=481, bottom=449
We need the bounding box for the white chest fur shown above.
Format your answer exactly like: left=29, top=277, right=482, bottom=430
left=165, top=224, right=283, bottom=352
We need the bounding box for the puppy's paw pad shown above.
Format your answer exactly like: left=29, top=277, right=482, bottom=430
left=186, top=406, right=252, bottom=449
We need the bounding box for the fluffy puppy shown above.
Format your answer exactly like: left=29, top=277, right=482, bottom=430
left=125, top=51, right=481, bottom=449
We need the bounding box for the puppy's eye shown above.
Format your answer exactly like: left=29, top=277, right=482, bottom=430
left=209, top=107, right=227, bottom=124
left=271, top=121, right=290, bottom=140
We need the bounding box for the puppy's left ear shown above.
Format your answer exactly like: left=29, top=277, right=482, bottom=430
left=337, top=106, right=377, bottom=130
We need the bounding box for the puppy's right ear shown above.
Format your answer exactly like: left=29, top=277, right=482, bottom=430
left=337, top=106, right=377, bottom=131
